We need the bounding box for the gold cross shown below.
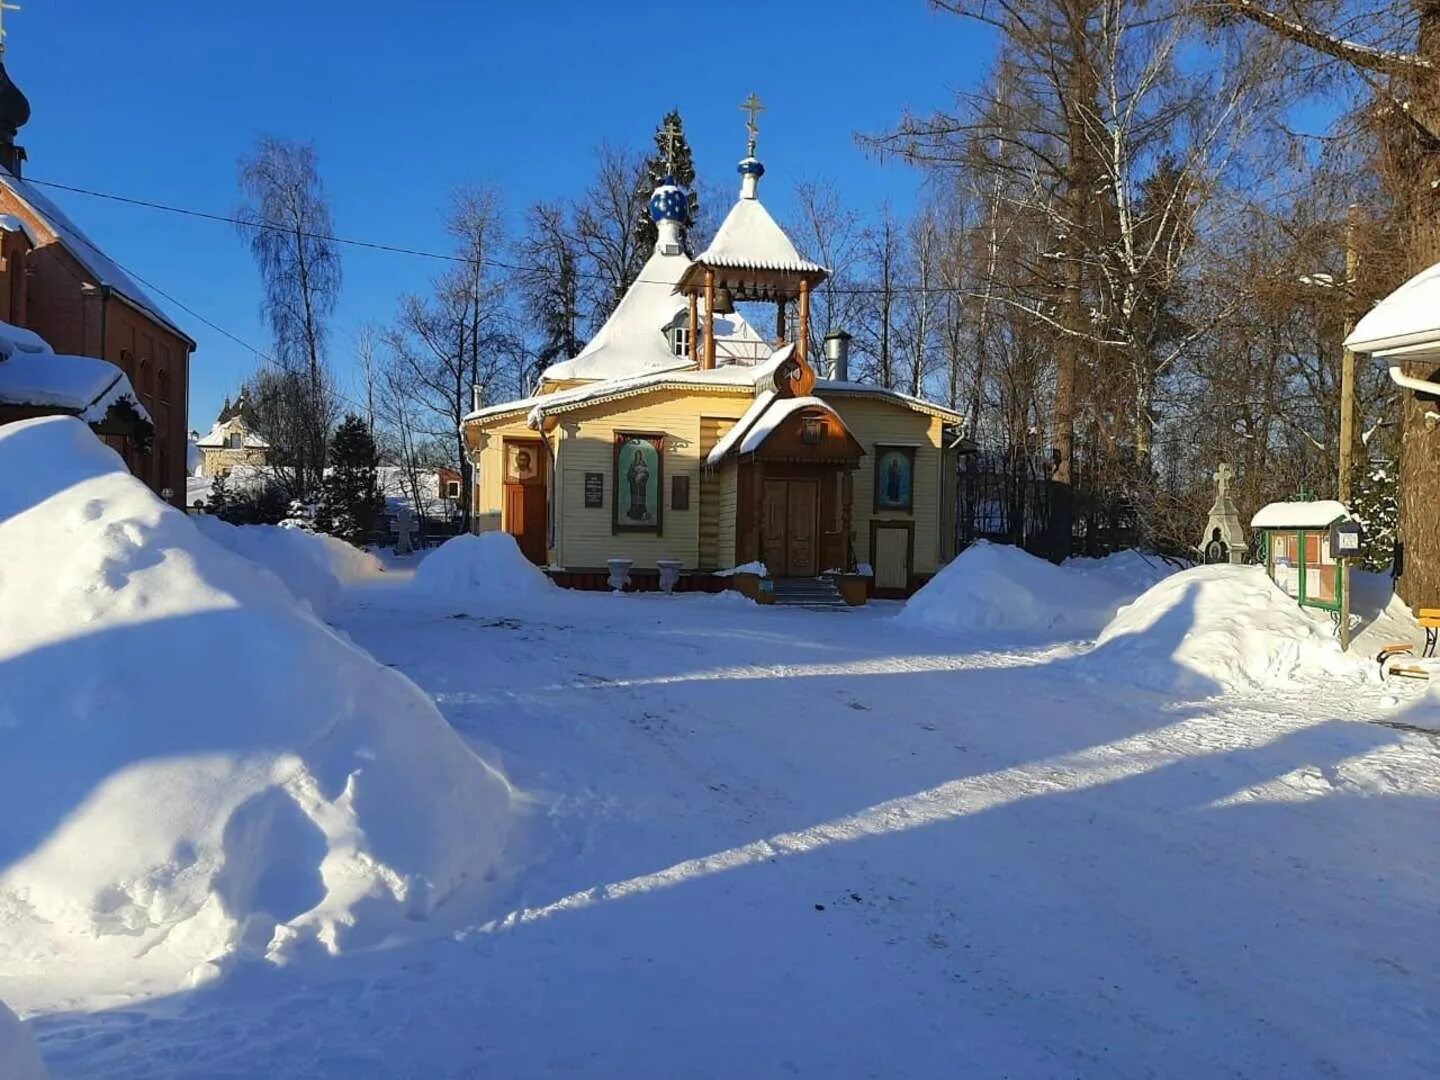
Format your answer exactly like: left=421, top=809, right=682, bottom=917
left=660, top=118, right=682, bottom=176
left=739, top=91, right=765, bottom=156
left=0, top=1, right=20, bottom=54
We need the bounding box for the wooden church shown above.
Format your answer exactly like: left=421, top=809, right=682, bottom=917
left=463, top=101, right=964, bottom=598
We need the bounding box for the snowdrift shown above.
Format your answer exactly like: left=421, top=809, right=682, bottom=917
left=410, top=532, right=555, bottom=608
left=0, top=1001, right=47, bottom=1080
left=897, top=541, right=1172, bottom=639
left=0, top=418, right=514, bottom=998
left=192, top=515, right=383, bottom=618
left=1085, top=564, right=1369, bottom=695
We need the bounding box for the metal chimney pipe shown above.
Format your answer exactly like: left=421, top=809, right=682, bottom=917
left=471, top=383, right=485, bottom=413
left=824, top=329, right=852, bottom=382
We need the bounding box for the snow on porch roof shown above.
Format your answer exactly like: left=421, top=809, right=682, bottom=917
left=0, top=349, right=151, bottom=425
left=737, top=396, right=848, bottom=455
left=1250, top=500, right=1351, bottom=530
left=1344, top=260, right=1440, bottom=358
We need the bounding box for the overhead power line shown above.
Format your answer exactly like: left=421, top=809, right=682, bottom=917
left=23, top=174, right=972, bottom=297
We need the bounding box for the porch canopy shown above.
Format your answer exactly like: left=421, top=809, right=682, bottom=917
left=1344, top=260, right=1440, bottom=395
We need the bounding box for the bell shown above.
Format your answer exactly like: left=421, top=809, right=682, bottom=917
left=712, top=284, right=735, bottom=315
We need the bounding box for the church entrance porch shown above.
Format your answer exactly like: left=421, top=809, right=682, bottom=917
left=763, top=477, right=819, bottom=577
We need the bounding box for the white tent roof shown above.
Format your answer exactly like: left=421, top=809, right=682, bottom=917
left=1250, top=500, right=1351, bottom=530
left=1344, top=261, right=1440, bottom=358
left=695, top=197, right=826, bottom=275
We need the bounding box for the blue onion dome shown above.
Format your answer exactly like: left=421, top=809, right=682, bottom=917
left=737, top=156, right=765, bottom=179
left=649, top=176, right=688, bottom=225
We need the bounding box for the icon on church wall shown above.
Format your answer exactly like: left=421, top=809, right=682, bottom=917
left=613, top=432, right=664, bottom=534
left=505, top=441, right=541, bottom=484
left=874, top=445, right=915, bottom=513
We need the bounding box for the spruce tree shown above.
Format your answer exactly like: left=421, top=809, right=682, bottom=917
left=634, top=110, right=699, bottom=255
left=317, top=414, right=383, bottom=543
left=1351, top=459, right=1399, bottom=574
left=207, top=471, right=230, bottom=519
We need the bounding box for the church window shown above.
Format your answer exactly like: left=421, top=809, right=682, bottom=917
left=226, top=432, right=243, bottom=450
left=157, top=369, right=171, bottom=405
left=669, top=324, right=691, bottom=358
left=801, top=416, right=825, bottom=445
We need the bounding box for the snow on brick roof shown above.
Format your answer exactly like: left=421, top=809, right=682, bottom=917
left=694, top=196, right=826, bottom=275
left=1250, top=500, right=1351, bottom=530
left=738, top=395, right=844, bottom=455
left=1344, top=261, right=1440, bottom=358
left=0, top=348, right=151, bottom=424
left=0, top=168, right=193, bottom=346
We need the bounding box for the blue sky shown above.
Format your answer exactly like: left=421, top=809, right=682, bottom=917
left=8, top=1, right=993, bottom=425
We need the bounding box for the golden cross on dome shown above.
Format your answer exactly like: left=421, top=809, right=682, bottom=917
left=0, top=1, right=20, bottom=54
left=660, top=118, right=682, bottom=175
left=740, top=91, right=765, bottom=156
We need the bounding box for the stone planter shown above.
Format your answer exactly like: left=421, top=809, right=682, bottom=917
left=656, top=559, right=683, bottom=594
left=606, top=557, right=633, bottom=592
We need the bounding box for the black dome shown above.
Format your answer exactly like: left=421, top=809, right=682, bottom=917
left=0, top=58, right=31, bottom=143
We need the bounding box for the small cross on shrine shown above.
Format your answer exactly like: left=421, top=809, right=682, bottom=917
left=0, top=2, right=21, bottom=54
left=740, top=91, right=765, bottom=156
left=1212, top=462, right=1233, bottom=503
left=660, top=118, right=683, bottom=176
left=394, top=506, right=416, bottom=555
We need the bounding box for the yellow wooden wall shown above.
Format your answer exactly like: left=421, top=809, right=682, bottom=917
left=552, top=389, right=753, bottom=569
left=824, top=397, right=946, bottom=574
left=467, top=387, right=953, bottom=576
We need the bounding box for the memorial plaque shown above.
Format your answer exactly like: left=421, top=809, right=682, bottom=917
left=584, top=472, right=604, bottom=509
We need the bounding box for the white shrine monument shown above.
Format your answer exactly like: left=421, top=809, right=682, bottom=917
left=1200, top=463, right=1246, bottom=564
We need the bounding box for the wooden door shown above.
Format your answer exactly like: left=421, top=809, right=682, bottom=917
left=506, top=483, right=548, bottom=566
left=874, top=525, right=910, bottom=591
left=785, top=480, right=818, bottom=577
left=763, top=480, right=788, bottom=573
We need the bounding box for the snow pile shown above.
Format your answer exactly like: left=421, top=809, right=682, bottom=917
left=192, top=515, right=383, bottom=617
left=1086, top=564, right=1368, bottom=695
left=898, top=541, right=1170, bottom=639
left=410, top=532, right=554, bottom=607
left=0, top=418, right=515, bottom=997
left=0, top=1001, right=47, bottom=1080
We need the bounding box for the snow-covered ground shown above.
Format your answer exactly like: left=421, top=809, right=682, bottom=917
left=4, top=433, right=1439, bottom=1078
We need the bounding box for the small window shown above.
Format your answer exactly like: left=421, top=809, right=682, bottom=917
left=445, top=479, right=461, bottom=499
left=226, top=432, right=243, bottom=450
left=670, top=325, right=691, bottom=358
left=157, top=369, right=171, bottom=405
left=800, top=416, right=825, bottom=445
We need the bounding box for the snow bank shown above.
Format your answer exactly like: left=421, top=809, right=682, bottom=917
left=0, top=1001, right=47, bottom=1080
left=0, top=418, right=514, bottom=998
left=410, top=532, right=554, bottom=607
left=192, top=515, right=383, bottom=617
left=1086, top=564, right=1369, bottom=695
left=897, top=541, right=1171, bottom=639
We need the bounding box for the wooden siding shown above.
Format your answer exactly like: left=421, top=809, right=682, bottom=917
left=550, top=389, right=752, bottom=569
left=717, top=461, right=738, bottom=568
left=698, top=416, right=733, bottom=569
left=825, top=397, right=945, bottom=574
left=470, top=413, right=541, bottom=537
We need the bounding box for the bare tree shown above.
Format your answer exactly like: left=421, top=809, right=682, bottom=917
left=236, top=137, right=342, bottom=495
left=574, top=143, right=649, bottom=332
left=789, top=180, right=866, bottom=371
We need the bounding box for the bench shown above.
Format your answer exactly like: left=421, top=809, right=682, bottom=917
left=1377, top=608, right=1440, bottom=680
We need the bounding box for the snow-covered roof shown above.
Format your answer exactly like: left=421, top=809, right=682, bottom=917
left=1250, top=500, right=1351, bottom=530
left=0, top=348, right=151, bottom=424
left=738, top=396, right=846, bottom=455
left=195, top=417, right=270, bottom=449
left=694, top=196, right=826, bottom=276
left=816, top=380, right=966, bottom=424
left=1344, top=261, right=1440, bottom=359
left=706, top=390, right=776, bottom=466
left=0, top=167, right=194, bottom=346
left=541, top=248, right=772, bottom=384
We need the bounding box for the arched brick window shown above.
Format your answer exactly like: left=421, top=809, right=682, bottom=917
left=157, top=368, right=171, bottom=405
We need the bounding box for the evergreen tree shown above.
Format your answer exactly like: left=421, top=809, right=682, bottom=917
left=316, top=414, right=383, bottom=543
left=634, top=110, right=699, bottom=255
left=1351, top=459, right=1399, bottom=574
left=207, top=471, right=230, bottom=519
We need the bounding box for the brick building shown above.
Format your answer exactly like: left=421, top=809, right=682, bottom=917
left=0, top=54, right=194, bottom=505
